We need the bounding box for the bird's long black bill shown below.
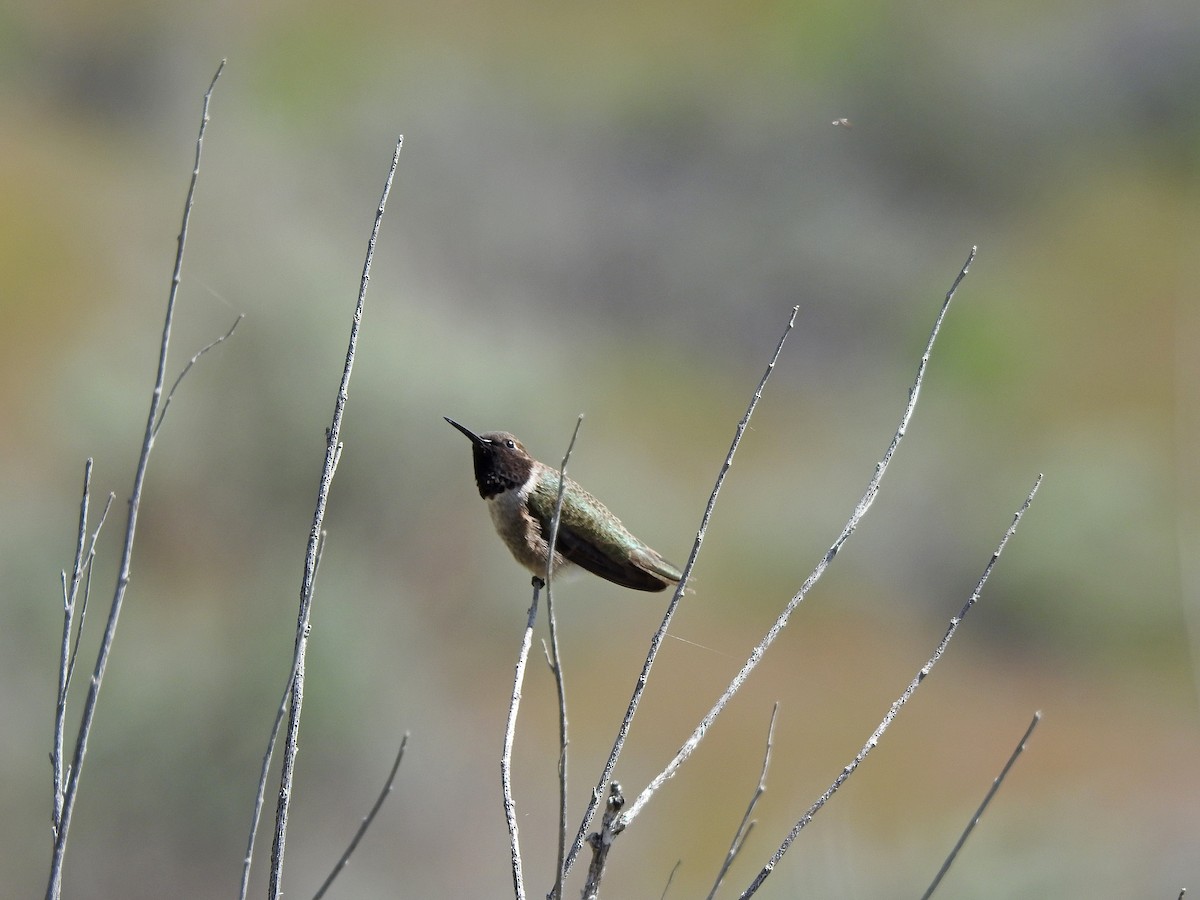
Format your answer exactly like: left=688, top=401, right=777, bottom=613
left=444, top=416, right=486, bottom=445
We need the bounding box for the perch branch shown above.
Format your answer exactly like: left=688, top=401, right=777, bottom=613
left=502, top=580, right=541, bottom=900
left=543, top=415, right=583, bottom=900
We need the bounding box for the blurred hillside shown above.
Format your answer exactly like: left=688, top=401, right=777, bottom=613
left=2, top=1, right=1199, bottom=897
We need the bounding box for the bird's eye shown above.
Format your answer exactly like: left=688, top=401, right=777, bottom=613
left=505, top=439, right=516, bottom=449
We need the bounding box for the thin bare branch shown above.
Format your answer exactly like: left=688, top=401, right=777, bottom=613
left=706, top=703, right=778, bottom=900
left=45, top=58, right=226, bottom=900
left=240, top=669, right=295, bottom=900
left=502, top=579, right=541, bottom=900
left=152, top=313, right=244, bottom=439
left=738, top=474, right=1042, bottom=898
left=660, top=860, right=683, bottom=899
left=60, top=460, right=92, bottom=616
left=543, top=415, right=584, bottom=900
left=267, top=134, right=404, bottom=900
left=239, top=530, right=326, bottom=900
left=51, top=460, right=92, bottom=841
left=920, top=711, right=1042, bottom=899
left=64, top=491, right=115, bottom=694
left=52, top=471, right=115, bottom=843
left=565, top=305, right=800, bottom=877
left=619, top=248, right=977, bottom=835
left=312, top=733, right=410, bottom=900
left=582, top=782, right=625, bottom=900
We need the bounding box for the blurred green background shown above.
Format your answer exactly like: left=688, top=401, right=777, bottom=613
left=3, top=0, right=1199, bottom=897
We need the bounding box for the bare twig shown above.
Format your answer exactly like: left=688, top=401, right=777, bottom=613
left=565, top=305, right=799, bottom=877
left=582, top=782, right=625, bottom=900
left=312, top=733, right=410, bottom=900
left=502, top=580, right=541, bottom=900
left=660, top=860, right=683, bottom=899
left=57, top=465, right=90, bottom=676
left=706, top=703, right=778, bottom=900
left=63, top=491, right=115, bottom=696
left=239, top=531, right=326, bottom=900
left=52, top=470, right=115, bottom=841
left=241, top=671, right=295, bottom=900
left=619, top=248, right=977, bottom=836
left=543, top=415, right=584, bottom=900
left=738, top=474, right=1043, bottom=898
left=152, top=313, right=244, bottom=439
left=44, top=59, right=226, bottom=900
left=920, top=711, right=1042, bottom=899
left=51, top=460, right=92, bottom=843
left=267, top=134, right=404, bottom=900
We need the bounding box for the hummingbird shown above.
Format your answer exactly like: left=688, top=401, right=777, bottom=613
left=445, top=417, right=683, bottom=592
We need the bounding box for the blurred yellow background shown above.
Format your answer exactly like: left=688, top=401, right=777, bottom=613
left=2, top=1, right=1198, bottom=897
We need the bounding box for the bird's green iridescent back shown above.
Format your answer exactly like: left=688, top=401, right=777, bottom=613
left=526, top=469, right=682, bottom=589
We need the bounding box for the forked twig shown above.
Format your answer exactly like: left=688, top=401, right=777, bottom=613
left=738, top=474, right=1043, bottom=898
left=266, top=134, right=404, bottom=900
left=543, top=415, right=584, bottom=900
left=618, top=248, right=977, bottom=837
left=312, top=733, right=410, bottom=900
left=62, top=490, right=115, bottom=696
left=706, top=703, right=778, bottom=900
left=45, top=59, right=226, bottom=900
left=52, top=465, right=116, bottom=843
left=51, top=460, right=92, bottom=843
left=153, top=313, right=244, bottom=438
left=920, top=711, right=1042, bottom=899
left=565, top=305, right=800, bottom=877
